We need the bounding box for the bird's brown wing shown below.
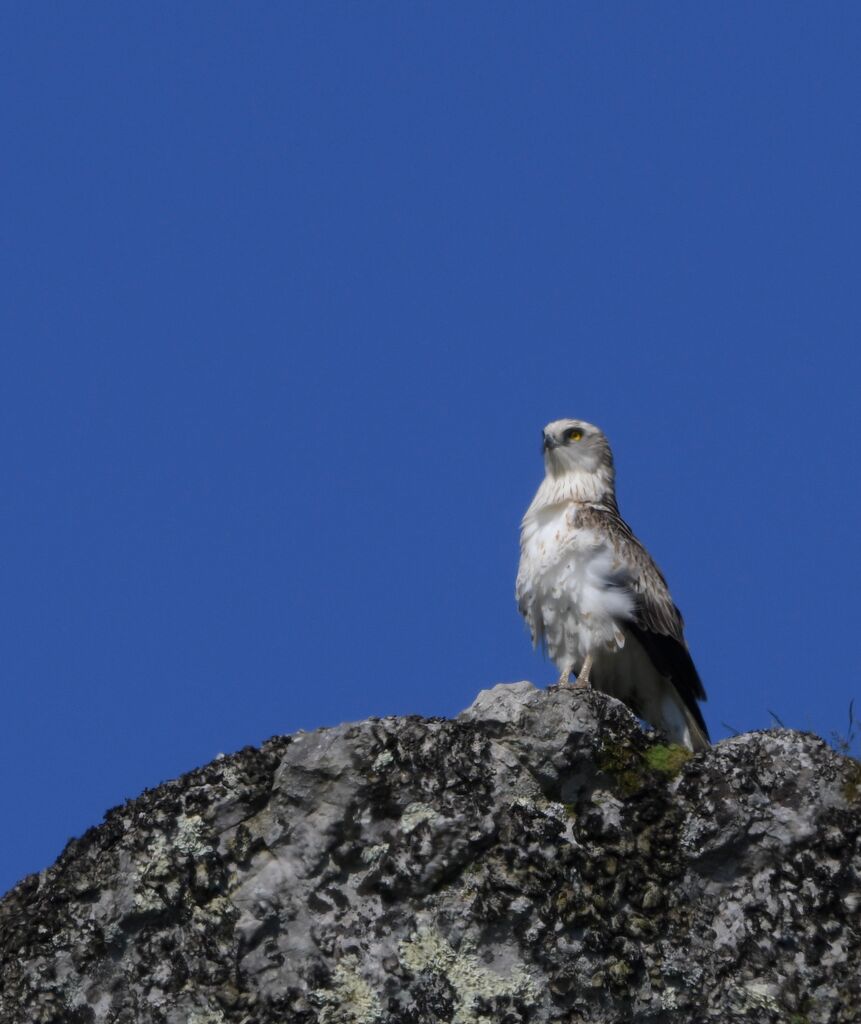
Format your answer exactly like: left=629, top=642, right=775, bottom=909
left=579, top=505, right=709, bottom=737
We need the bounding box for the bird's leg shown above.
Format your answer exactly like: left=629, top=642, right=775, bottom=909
left=557, top=667, right=571, bottom=686
left=573, top=653, right=593, bottom=688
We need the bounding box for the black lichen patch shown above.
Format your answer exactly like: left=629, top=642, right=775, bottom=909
left=841, top=757, right=861, bottom=802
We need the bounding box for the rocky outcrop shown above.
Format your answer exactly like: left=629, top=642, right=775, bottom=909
left=1, top=682, right=859, bottom=1024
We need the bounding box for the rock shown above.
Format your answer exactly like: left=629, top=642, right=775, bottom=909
left=1, top=682, right=859, bottom=1023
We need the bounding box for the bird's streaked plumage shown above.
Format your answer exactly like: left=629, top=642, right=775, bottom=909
left=516, top=418, right=709, bottom=751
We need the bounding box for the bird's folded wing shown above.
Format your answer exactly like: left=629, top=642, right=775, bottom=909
left=582, top=506, right=708, bottom=713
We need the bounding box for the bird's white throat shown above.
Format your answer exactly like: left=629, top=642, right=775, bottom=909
left=524, top=467, right=615, bottom=519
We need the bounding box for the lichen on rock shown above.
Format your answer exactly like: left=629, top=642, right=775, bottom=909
left=399, top=927, right=538, bottom=1024
left=1, top=682, right=859, bottom=1023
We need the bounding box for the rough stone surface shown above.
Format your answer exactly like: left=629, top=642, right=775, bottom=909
left=1, top=682, right=860, bottom=1023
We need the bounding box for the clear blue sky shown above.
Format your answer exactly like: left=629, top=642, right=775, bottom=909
left=2, top=4, right=860, bottom=895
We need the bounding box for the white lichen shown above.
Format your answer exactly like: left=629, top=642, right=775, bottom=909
left=399, top=802, right=439, bottom=834
left=312, top=955, right=383, bottom=1023
left=174, top=814, right=213, bottom=856
left=361, top=843, right=389, bottom=865
left=372, top=750, right=394, bottom=770
left=731, top=980, right=781, bottom=1011
left=400, top=928, right=538, bottom=1023
left=129, top=814, right=214, bottom=912
left=188, top=1009, right=226, bottom=1024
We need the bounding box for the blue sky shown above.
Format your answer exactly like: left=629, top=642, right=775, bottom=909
left=2, top=4, right=860, bottom=894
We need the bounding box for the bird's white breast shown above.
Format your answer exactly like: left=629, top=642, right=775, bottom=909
left=516, top=503, right=635, bottom=676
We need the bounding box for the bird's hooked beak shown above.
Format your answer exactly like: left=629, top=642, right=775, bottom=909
left=542, top=431, right=560, bottom=452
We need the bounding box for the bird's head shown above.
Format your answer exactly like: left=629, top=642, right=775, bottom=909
left=541, top=418, right=614, bottom=479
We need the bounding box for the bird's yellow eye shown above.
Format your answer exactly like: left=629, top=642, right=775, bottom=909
left=567, top=429, right=583, bottom=442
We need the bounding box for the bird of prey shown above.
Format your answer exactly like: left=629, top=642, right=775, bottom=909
left=516, top=418, right=710, bottom=751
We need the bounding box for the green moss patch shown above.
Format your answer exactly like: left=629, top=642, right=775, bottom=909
left=644, top=744, right=692, bottom=776
left=597, top=740, right=692, bottom=797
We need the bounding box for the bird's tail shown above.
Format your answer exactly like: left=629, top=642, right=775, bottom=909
left=657, top=679, right=711, bottom=753
left=683, top=707, right=711, bottom=752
